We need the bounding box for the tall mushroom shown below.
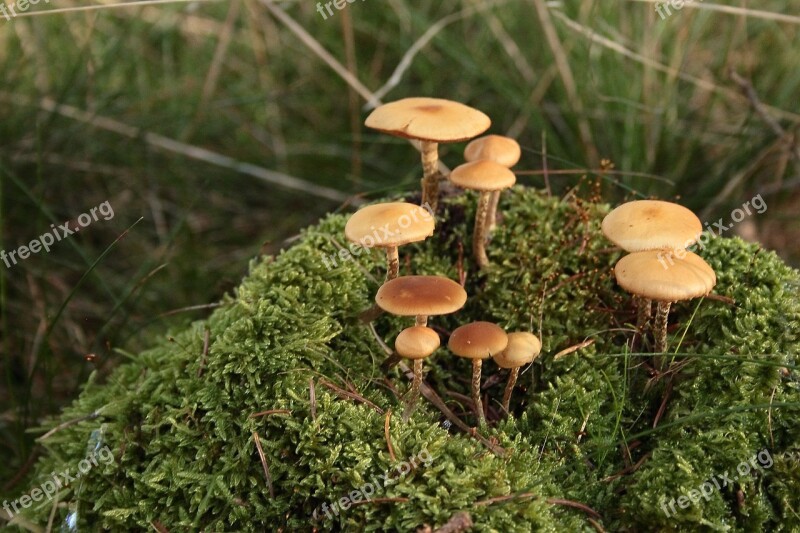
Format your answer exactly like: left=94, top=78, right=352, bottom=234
left=394, top=325, right=440, bottom=420
left=463, top=135, right=521, bottom=234
left=602, top=200, right=702, bottom=334
left=365, top=97, right=491, bottom=212
left=345, top=202, right=435, bottom=282
left=448, top=321, right=508, bottom=426
left=492, top=332, right=541, bottom=414
left=614, top=250, right=716, bottom=356
left=449, top=160, right=516, bottom=269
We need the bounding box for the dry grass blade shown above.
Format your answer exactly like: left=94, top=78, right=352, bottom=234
left=13, top=0, right=223, bottom=19
left=554, top=339, right=595, bottom=360
left=627, top=0, right=800, bottom=24
left=252, top=431, right=275, bottom=498
left=0, top=92, right=353, bottom=204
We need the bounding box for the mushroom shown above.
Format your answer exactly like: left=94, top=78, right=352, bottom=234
left=492, top=332, right=541, bottom=414
left=614, top=249, right=716, bottom=356
left=394, top=325, right=440, bottom=420
left=345, top=202, right=435, bottom=282
left=463, top=135, right=521, bottom=234
left=448, top=321, right=508, bottom=425
left=449, top=160, right=516, bottom=269
left=375, top=275, right=467, bottom=327
left=602, top=200, right=702, bottom=334
left=365, top=97, right=491, bottom=212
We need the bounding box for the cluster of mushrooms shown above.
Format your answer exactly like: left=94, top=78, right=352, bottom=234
left=602, top=200, right=717, bottom=356
left=341, top=97, right=717, bottom=426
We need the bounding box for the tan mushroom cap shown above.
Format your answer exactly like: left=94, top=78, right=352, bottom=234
left=602, top=200, right=703, bottom=252
left=376, top=276, right=467, bottom=316
left=464, top=135, right=521, bottom=168
left=448, top=321, right=509, bottom=360
left=614, top=250, right=717, bottom=302
left=345, top=202, right=434, bottom=248
left=493, top=332, right=541, bottom=369
left=364, top=97, right=491, bottom=142
left=449, top=160, right=517, bottom=192
left=395, top=326, right=441, bottom=360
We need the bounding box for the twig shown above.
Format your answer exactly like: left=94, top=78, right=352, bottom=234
left=602, top=452, right=651, bottom=483
left=249, top=409, right=292, bottom=418
left=197, top=328, right=210, bottom=378
left=385, top=410, right=397, bottom=462
left=704, top=293, right=736, bottom=306
left=318, top=379, right=384, bottom=414
left=310, top=378, right=317, bottom=422
left=150, top=520, right=170, bottom=533
left=475, top=492, right=602, bottom=520
left=350, top=497, right=409, bottom=507
left=554, top=339, right=595, bottom=360
left=252, top=431, right=275, bottom=498
left=37, top=411, right=100, bottom=441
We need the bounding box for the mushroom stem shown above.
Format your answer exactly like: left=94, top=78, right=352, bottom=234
left=415, top=315, right=428, bottom=327
left=653, top=300, right=672, bottom=355
left=636, top=297, right=652, bottom=330
left=420, top=141, right=440, bottom=212
left=402, top=359, right=424, bottom=421
left=501, top=366, right=520, bottom=415
left=385, top=246, right=399, bottom=281
left=485, top=190, right=501, bottom=237
left=473, top=192, right=491, bottom=269
left=471, top=359, right=485, bottom=426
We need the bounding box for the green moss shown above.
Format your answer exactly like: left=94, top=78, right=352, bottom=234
left=11, top=188, right=800, bottom=531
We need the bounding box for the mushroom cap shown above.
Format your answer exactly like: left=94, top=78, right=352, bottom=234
left=493, top=332, right=541, bottom=368
left=345, top=202, right=435, bottom=248
left=376, top=276, right=467, bottom=316
left=614, top=250, right=717, bottom=302
left=464, top=135, right=521, bottom=168
left=395, top=326, right=441, bottom=360
left=364, top=97, right=491, bottom=142
left=448, top=321, right=509, bottom=360
left=449, top=160, right=517, bottom=192
left=602, top=200, right=703, bottom=252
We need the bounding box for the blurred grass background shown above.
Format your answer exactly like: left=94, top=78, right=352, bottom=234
left=1, top=0, right=798, bottom=491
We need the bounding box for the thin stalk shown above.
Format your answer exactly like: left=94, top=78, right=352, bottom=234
left=472, top=359, right=485, bottom=426
left=485, top=190, right=501, bottom=236
left=502, top=366, right=520, bottom=414
left=385, top=246, right=399, bottom=281
left=473, top=192, right=491, bottom=269
left=415, top=315, right=428, bottom=327
left=653, top=300, right=672, bottom=357
left=420, top=141, right=440, bottom=212
left=402, top=359, right=424, bottom=422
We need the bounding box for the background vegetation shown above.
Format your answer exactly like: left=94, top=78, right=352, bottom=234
left=1, top=0, right=798, bottom=512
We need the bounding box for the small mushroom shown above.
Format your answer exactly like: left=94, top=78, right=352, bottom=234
left=463, top=135, right=521, bottom=234
left=614, top=250, right=716, bottom=357
left=448, top=321, right=508, bottom=425
left=449, top=160, right=516, bottom=269
left=365, top=97, right=491, bottom=212
left=602, top=200, right=703, bottom=335
left=345, top=202, right=435, bottom=282
left=375, top=275, right=467, bottom=327
left=395, top=325, right=440, bottom=420
left=492, top=332, right=541, bottom=415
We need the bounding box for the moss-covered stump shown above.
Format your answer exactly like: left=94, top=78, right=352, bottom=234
left=13, top=188, right=800, bottom=531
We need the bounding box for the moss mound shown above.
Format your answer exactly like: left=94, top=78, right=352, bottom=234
left=14, top=188, right=800, bottom=531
